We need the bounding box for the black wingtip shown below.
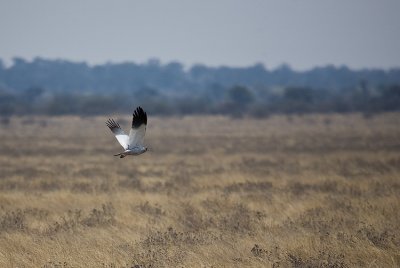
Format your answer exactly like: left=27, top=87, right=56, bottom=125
left=106, top=118, right=120, bottom=130
left=132, top=106, right=147, bottom=128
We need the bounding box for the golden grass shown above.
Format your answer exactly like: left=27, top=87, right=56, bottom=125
left=0, top=113, right=399, bottom=267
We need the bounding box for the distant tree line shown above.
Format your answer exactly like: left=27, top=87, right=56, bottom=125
left=0, top=57, right=400, bottom=116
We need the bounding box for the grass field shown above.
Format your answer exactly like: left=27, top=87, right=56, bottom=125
left=0, top=113, right=399, bottom=267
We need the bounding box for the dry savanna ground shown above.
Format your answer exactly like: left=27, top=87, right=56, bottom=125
left=0, top=113, right=399, bottom=267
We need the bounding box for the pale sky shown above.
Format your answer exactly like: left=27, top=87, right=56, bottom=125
left=0, top=0, right=399, bottom=70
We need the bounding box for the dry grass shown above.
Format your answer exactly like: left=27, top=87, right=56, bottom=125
left=0, top=113, right=399, bottom=267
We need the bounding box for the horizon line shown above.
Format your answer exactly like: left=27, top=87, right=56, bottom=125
left=1, top=56, right=400, bottom=72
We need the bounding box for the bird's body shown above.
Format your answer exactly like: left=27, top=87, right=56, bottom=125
left=106, top=107, right=148, bottom=158
left=113, top=146, right=147, bottom=158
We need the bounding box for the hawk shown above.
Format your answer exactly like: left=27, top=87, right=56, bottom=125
left=106, top=107, right=148, bottom=158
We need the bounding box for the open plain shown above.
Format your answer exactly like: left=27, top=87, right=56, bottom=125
left=0, top=113, right=399, bottom=267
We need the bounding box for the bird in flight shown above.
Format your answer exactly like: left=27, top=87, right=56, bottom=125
left=106, top=107, right=148, bottom=158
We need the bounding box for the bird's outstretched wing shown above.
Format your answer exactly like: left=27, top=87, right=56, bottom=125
left=106, top=118, right=129, bottom=150
left=128, top=107, right=147, bottom=147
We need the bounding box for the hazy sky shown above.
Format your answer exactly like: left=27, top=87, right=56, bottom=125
left=0, top=0, right=399, bottom=70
